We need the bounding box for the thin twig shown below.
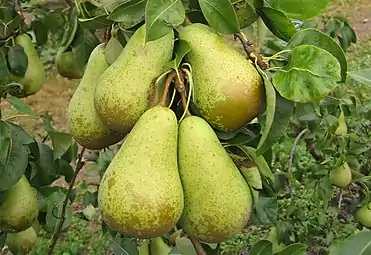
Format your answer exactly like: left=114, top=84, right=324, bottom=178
left=48, top=147, right=86, bottom=255
left=14, top=0, right=25, bottom=21
left=174, top=69, right=188, bottom=113
left=160, top=71, right=176, bottom=107
left=189, top=236, right=207, bottom=255
left=234, top=33, right=267, bottom=70
left=338, top=189, right=343, bottom=210
left=104, top=27, right=112, bottom=46
left=288, top=128, right=308, bottom=199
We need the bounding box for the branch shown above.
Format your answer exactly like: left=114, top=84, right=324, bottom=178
left=189, top=236, right=207, bottom=255
left=48, top=147, right=86, bottom=255
left=104, top=27, right=112, bottom=46
left=14, top=0, right=25, bottom=21
left=234, top=33, right=267, bottom=70
left=174, top=69, right=190, bottom=116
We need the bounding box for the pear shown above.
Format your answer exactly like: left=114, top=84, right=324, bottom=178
left=335, top=109, right=347, bottom=136
left=8, top=34, right=45, bottom=97
left=98, top=106, right=184, bottom=238
left=150, top=237, right=172, bottom=255
left=329, top=162, right=352, bottom=188
left=94, top=24, right=174, bottom=134
left=178, top=116, right=252, bottom=243
left=356, top=202, right=371, bottom=228
left=178, top=23, right=264, bottom=132
left=0, top=176, right=38, bottom=232
left=56, top=50, right=84, bottom=79
left=67, top=43, right=124, bottom=150
left=5, top=226, right=37, bottom=254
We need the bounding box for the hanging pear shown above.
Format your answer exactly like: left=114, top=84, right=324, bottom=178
left=0, top=176, right=38, bottom=232
left=178, top=23, right=264, bottom=132
left=67, top=43, right=124, bottom=150
left=98, top=106, right=184, bottom=238
left=329, top=162, right=352, bottom=188
left=94, top=25, right=174, bottom=134
left=178, top=115, right=252, bottom=243
left=56, top=50, right=84, bottom=79
left=5, top=226, right=37, bottom=254
left=8, top=34, right=45, bottom=97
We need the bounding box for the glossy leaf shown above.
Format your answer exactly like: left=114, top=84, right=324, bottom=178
left=0, top=120, right=12, bottom=166
left=266, top=0, right=329, bottom=20
left=5, top=97, right=34, bottom=115
left=234, top=0, right=258, bottom=28
left=348, top=68, right=371, bottom=86
left=240, top=166, right=262, bottom=190
left=286, top=28, right=348, bottom=82
left=71, top=26, right=100, bottom=69
left=166, top=39, right=190, bottom=69
left=60, top=6, right=79, bottom=52
left=276, top=243, right=307, bottom=255
left=48, top=131, right=74, bottom=160
left=108, top=0, right=147, bottom=29
left=57, top=159, right=74, bottom=183
left=329, top=231, right=371, bottom=255
left=79, top=15, right=113, bottom=30
left=199, top=0, right=240, bottom=33
left=31, top=20, right=48, bottom=46
left=145, top=0, right=185, bottom=42
left=253, top=195, right=277, bottom=224
left=272, top=45, right=341, bottom=103
left=250, top=240, right=273, bottom=255
left=257, top=7, right=297, bottom=42
left=7, top=45, right=28, bottom=77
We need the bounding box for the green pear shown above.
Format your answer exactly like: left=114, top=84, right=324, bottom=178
left=356, top=202, right=371, bottom=228
left=98, top=106, right=184, bottom=238
left=178, top=23, right=264, bottom=132
left=0, top=176, right=38, bottom=232
left=5, top=226, right=37, bottom=254
left=67, top=43, right=124, bottom=150
left=94, top=24, right=174, bottom=134
left=178, top=116, right=252, bottom=243
left=150, top=237, right=172, bottom=255
left=329, top=162, right=352, bottom=188
left=8, top=34, right=45, bottom=97
left=335, top=109, right=347, bottom=135
left=56, top=50, right=84, bottom=79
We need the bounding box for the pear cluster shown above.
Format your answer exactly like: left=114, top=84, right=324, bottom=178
left=68, top=23, right=264, bottom=244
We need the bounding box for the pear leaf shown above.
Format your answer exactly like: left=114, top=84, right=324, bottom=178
left=165, top=39, right=190, bottom=69
left=348, top=68, right=371, bottom=86
left=198, top=0, right=240, bottom=34
left=265, top=0, right=329, bottom=20
left=60, top=6, right=78, bottom=52
left=329, top=231, right=371, bottom=255
left=0, top=49, right=10, bottom=86
left=252, top=195, right=277, bottom=224
left=249, top=239, right=273, bottom=255
left=108, top=0, right=147, bottom=29
left=105, top=37, right=124, bottom=65
left=275, top=243, right=307, bottom=255
left=45, top=190, right=72, bottom=233
left=5, top=97, right=34, bottom=115
left=79, top=15, right=113, bottom=30
left=257, top=7, right=297, bottom=42
left=110, top=236, right=139, bottom=255
left=31, top=20, right=48, bottom=46
left=0, top=120, right=12, bottom=166
left=233, top=0, right=258, bottom=28
left=71, top=26, right=100, bottom=69
left=286, top=28, right=347, bottom=82
left=272, top=45, right=341, bottom=103
left=7, top=45, right=28, bottom=77
left=49, top=131, right=74, bottom=160
left=145, top=0, right=185, bottom=42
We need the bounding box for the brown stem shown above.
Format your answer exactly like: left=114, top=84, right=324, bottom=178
left=234, top=33, right=267, bottom=70
left=189, top=236, right=207, bottom=255
left=104, top=27, right=112, bottom=46
left=48, top=147, right=86, bottom=255
left=174, top=69, right=190, bottom=117
left=160, top=71, right=176, bottom=107
left=14, top=0, right=24, bottom=21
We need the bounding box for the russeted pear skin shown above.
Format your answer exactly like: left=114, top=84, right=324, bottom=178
left=8, top=34, right=45, bottom=97
left=98, top=106, right=184, bottom=238
left=5, top=226, right=37, bottom=254
left=0, top=176, right=38, bottom=232
left=94, top=25, right=174, bottom=134
left=67, top=44, right=124, bottom=150
left=178, top=116, right=252, bottom=243
left=178, top=23, right=264, bottom=132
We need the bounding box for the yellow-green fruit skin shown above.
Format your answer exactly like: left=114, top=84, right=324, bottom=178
left=67, top=44, right=124, bottom=150
left=329, top=162, right=352, bottom=188
left=56, top=51, right=84, bottom=79
left=5, top=226, right=37, bottom=254
left=98, top=106, right=184, bottom=238
left=94, top=25, right=174, bottom=134
left=9, top=34, right=45, bottom=97
left=356, top=203, right=371, bottom=228
left=178, top=23, right=264, bottom=132
left=178, top=116, right=252, bottom=243
left=150, top=237, right=172, bottom=255
left=0, top=176, right=38, bottom=232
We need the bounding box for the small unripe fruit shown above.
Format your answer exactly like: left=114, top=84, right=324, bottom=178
left=329, top=162, right=352, bottom=188
left=356, top=203, right=371, bottom=228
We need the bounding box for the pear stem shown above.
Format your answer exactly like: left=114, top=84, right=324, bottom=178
left=104, top=27, right=112, bottom=46
left=160, top=71, right=176, bottom=107
left=183, top=15, right=193, bottom=26
left=234, top=33, right=267, bottom=70
left=48, top=147, right=86, bottom=255
left=189, top=236, right=207, bottom=255
left=174, top=69, right=190, bottom=119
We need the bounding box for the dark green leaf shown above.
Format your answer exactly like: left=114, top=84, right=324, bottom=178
left=44, top=190, right=72, bottom=233
left=7, top=45, right=28, bottom=77
left=48, top=131, right=74, bottom=160
left=223, top=131, right=259, bottom=146
left=110, top=236, right=139, bottom=255
left=7, top=122, right=35, bottom=145
left=61, top=141, right=78, bottom=164
left=253, top=195, right=277, bottom=224
left=250, top=240, right=273, bottom=255
left=198, top=0, right=240, bottom=33
left=109, top=0, right=147, bottom=29
left=31, top=20, right=48, bottom=46
left=145, top=0, right=186, bottom=42
left=266, top=0, right=329, bottom=20
left=5, top=97, right=34, bottom=115
left=329, top=231, right=371, bottom=255
left=275, top=243, right=307, bottom=255
left=1, top=15, right=21, bottom=39
left=257, top=7, right=297, bottom=42
left=79, top=14, right=113, bottom=30
left=57, top=159, right=74, bottom=183
left=0, top=7, right=15, bottom=22
left=0, top=121, right=11, bottom=166
left=348, top=68, right=371, bottom=86
left=234, top=0, right=258, bottom=28
left=60, top=6, right=79, bottom=52
left=286, top=28, right=347, bottom=82
left=310, top=176, right=333, bottom=203
left=0, top=232, right=6, bottom=248
left=186, top=10, right=208, bottom=24
left=105, top=36, right=124, bottom=65
left=165, top=39, right=190, bottom=69
left=0, top=49, right=10, bottom=86
left=83, top=190, right=98, bottom=207
left=272, top=45, right=341, bottom=103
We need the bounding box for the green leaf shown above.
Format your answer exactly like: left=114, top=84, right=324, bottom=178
left=45, top=190, right=72, bottom=233
left=237, top=145, right=275, bottom=183
left=0, top=120, right=12, bottom=166
left=253, top=195, right=277, bottom=224
left=265, top=0, right=329, bottom=20
left=145, top=0, right=185, bottom=42
left=57, top=159, right=74, bottom=183
left=7, top=45, right=28, bottom=77
left=310, top=176, right=334, bottom=203
left=348, top=68, right=371, bottom=86
left=275, top=243, right=307, bottom=255
left=257, top=7, right=297, bottom=42
left=0, top=49, right=10, bottom=86
left=83, top=190, right=98, bottom=207
left=31, top=20, right=48, bottom=46
left=198, top=0, right=240, bottom=34
left=272, top=45, right=341, bottom=103
left=110, top=236, right=139, bottom=255
left=5, top=97, right=34, bottom=115
left=165, top=39, right=190, bottom=69
left=240, top=166, right=262, bottom=190
left=286, top=28, right=348, bottom=82
left=0, top=15, right=21, bottom=40
left=250, top=240, right=273, bottom=255
left=175, top=237, right=197, bottom=255
left=0, top=232, right=6, bottom=248
left=79, top=14, right=113, bottom=30
left=329, top=231, right=371, bottom=255
left=60, top=6, right=79, bottom=52
left=234, top=0, right=258, bottom=28
left=257, top=92, right=294, bottom=155
left=109, top=0, right=147, bottom=29
left=105, top=36, right=124, bottom=65
left=48, top=131, right=74, bottom=160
